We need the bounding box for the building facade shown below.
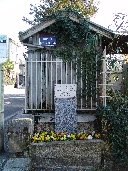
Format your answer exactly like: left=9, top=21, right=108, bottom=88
left=0, top=35, right=26, bottom=87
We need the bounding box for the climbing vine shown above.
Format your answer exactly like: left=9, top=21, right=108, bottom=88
left=96, top=89, right=128, bottom=169
left=22, top=9, right=103, bottom=100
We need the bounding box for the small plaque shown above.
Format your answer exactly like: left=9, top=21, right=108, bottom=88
left=54, top=84, right=76, bottom=98
left=39, top=36, right=56, bottom=46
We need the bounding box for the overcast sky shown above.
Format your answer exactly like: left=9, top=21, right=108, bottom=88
left=0, top=0, right=128, bottom=42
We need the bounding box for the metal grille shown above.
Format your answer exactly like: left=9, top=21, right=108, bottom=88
left=25, top=52, right=99, bottom=113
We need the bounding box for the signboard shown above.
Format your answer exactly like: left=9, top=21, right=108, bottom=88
left=0, top=35, right=8, bottom=64
left=54, top=84, right=76, bottom=98
left=39, top=36, right=56, bottom=46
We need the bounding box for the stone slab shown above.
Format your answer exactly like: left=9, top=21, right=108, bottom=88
left=3, top=158, right=31, bottom=171
left=55, top=97, right=77, bottom=133
left=33, top=166, right=94, bottom=171
left=54, top=84, right=76, bottom=98
left=37, top=113, right=96, bottom=123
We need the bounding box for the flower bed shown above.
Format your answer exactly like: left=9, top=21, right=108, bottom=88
left=31, top=130, right=100, bottom=143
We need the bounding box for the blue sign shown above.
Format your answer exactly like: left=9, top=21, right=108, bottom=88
left=39, top=36, right=56, bottom=46
left=0, top=35, right=7, bottom=43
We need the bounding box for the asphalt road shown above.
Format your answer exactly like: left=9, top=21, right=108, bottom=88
left=4, top=87, right=25, bottom=121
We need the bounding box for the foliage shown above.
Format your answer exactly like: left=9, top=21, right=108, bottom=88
left=23, top=9, right=102, bottom=100
left=2, top=60, right=15, bottom=85
left=96, top=88, right=128, bottom=167
left=122, top=64, right=128, bottom=96
left=23, top=0, right=99, bottom=25
left=32, top=130, right=100, bottom=142
left=2, top=59, right=14, bottom=71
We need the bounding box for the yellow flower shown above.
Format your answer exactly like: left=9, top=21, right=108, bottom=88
left=71, top=134, right=76, bottom=140
left=36, top=137, right=41, bottom=141
left=53, top=138, right=57, bottom=141
left=64, top=137, right=67, bottom=140
left=41, top=136, right=45, bottom=141
left=60, top=137, right=64, bottom=141
left=32, top=135, right=37, bottom=142
left=51, top=131, right=54, bottom=136
left=31, top=130, right=100, bottom=142
left=41, top=132, right=45, bottom=136
left=45, top=136, right=50, bottom=141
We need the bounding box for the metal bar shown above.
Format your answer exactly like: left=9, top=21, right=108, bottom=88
left=76, top=58, right=77, bottom=83
left=25, top=59, right=27, bottom=113
left=86, top=63, right=88, bottom=108
left=91, top=86, right=92, bottom=109
left=31, top=53, right=33, bottom=109
left=26, top=108, right=96, bottom=111
left=95, top=55, right=98, bottom=107
left=27, top=60, right=62, bottom=62
left=91, top=63, right=92, bottom=109
left=56, top=58, right=57, bottom=84
left=41, top=53, right=43, bottom=109
left=51, top=54, right=52, bottom=110
left=81, top=60, right=82, bottom=109
left=76, top=57, right=78, bottom=107
left=61, top=59, right=62, bottom=84
left=71, top=62, right=72, bottom=84
left=36, top=52, right=37, bottom=109
left=76, top=109, right=96, bottom=110
left=66, top=62, right=67, bottom=84
left=46, top=53, right=48, bottom=109
left=102, top=47, right=107, bottom=106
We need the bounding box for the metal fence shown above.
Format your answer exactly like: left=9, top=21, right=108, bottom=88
left=25, top=51, right=99, bottom=113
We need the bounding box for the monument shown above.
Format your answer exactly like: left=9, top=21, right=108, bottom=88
left=54, top=84, right=77, bottom=133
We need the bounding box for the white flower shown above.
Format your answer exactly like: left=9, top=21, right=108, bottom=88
left=67, top=135, right=70, bottom=138
left=64, top=135, right=66, bottom=138
left=88, top=135, right=93, bottom=139
left=35, top=133, right=39, bottom=136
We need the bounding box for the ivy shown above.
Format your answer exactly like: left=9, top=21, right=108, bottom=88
left=96, top=89, right=128, bottom=168
left=26, top=9, right=102, bottom=99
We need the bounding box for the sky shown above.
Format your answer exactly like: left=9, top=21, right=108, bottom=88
left=0, top=0, right=128, bottom=43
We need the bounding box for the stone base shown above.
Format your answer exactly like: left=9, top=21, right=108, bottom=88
left=29, top=139, right=104, bottom=170
left=35, top=122, right=96, bottom=133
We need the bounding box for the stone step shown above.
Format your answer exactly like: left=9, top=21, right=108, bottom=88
left=32, top=166, right=94, bottom=171
left=0, top=152, right=8, bottom=171
left=3, top=158, right=31, bottom=171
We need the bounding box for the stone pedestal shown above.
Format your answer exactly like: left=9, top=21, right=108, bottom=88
left=6, top=115, right=33, bottom=157
left=54, top=84, right=77, bottom=133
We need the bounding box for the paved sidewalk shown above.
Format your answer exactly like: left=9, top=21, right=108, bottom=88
left=0, top=152, right=8, bottom=171
left=4, top=86, right=25, bottom=95
left=0, top=110, right=32, bottom=171
left=0, top=87, right=27, bottom=170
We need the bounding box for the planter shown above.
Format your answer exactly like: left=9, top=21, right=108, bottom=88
left=29, top=139, right=104, bottom=170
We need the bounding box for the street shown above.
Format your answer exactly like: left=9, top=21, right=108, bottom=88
left=4, top=87, right=25, bottom=121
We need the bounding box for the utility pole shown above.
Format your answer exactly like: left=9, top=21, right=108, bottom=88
left=0, top=35, right=9, bottom=153
left=0, top=64, right=4, bottom=153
